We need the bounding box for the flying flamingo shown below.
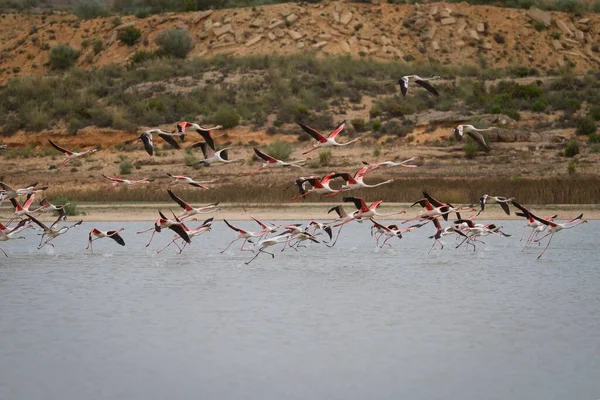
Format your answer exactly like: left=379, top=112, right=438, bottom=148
left=454, top=125, right=496, bottom=151
left=297, top=120, right=360, bottom=155
left=221, top=220, right=265, bottom=253
left=480, top=194, right=514, bottom=215
left=136, top=211, right=191, bottom=247
left=0, top=144, right=7, bottom=151
left=515, top=211, right=557, bottom=249
left=325, top=166, right=394, bottom=197
left=177, top=122, right=223, bottom=149
left=244, top=148, right=306, bottom=175
left=404, top=197, right=476, bottom=224
left=101, top=174, right=155, bottom=191
left=0, top=219, right=30, bottom=257
left=166, top=173, right=214, bottom=189
left=292, top=173, right=338, bottom=200
left=428, top=217, right=468, bottom=253
left=335, top=196, right=405, bottom=227
left=0, top=182, right=47, bottom=203
left=512, top=201, right=587, bottom=259
left=370, top=218, right=421, bottom=248
left=361, top=157, right=419, bottom=173
left=166, top=189, right=220, bottom=220
left=287, top=230, right=320, bottom=250
left=86, top=228, right=125, bottom=253
left=324, top=205, right=361, bottom=247
left=250, top=216, right=280, bottom=237
left=48, top=139, right=99, bottom=171
left=26, top=213, right=82, bottom=249
left=123, top=129, right=182, bottom=156
left=191, top=142, right=243, bottom=166
left=244, top=233, right=294, bottom=265
left=157, top=217, right=213, bottom=254
left=307, top=221, right=333, bottom=242
left=8, top=193, right=37, bottom=222
left=34, top=197, right=69, bottom=214
left=398, top=75, right=441, bottom=96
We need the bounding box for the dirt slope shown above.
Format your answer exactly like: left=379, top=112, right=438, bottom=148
left=1, top=1, right=599, bottom=84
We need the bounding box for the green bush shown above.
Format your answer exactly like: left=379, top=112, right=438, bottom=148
left=567, top=161, right=577, bottom=175
left=555, top=0, right=585, bottom=13
left=371, top=120, right=382, bottom=132
left=118, top=26, right=141, bottom=47
left=52, top=196, right=80, bottom=216
left=532, top=99, right=547, bottom=112
left=588, top=133, right=600, bottom=144
left=49, top=45, right=80, bottom=70
left=533, top=21, right=545, bottom=31
left=351, top=118, right=367, bottom=133
left=575, top=117, right=597, bottom=136
left=380, top=120, right=414, bottom=137
left=590, top=105, right=600, bottom=121
left=318, top=149, right=332, bottom=166
left=120, top=158, right=133, bottom=174
left=264, top=140, right=292, bottom=161
left=73, top=0, right=110, bottom=19
left=214, top=106, right=240, bottom=129
left=154, top=28, right=194, bottom=58
left=564, top=138, right=579, bottom=157
left=92, top=39, right=104, bottom=55
left=464, top=141, right=479, bottom=159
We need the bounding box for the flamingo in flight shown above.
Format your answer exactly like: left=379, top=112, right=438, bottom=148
left=48, top=140, right=99, bottom=170
left=361, top=157, right=419, bottom=173
left=157, top=217, right=213, bottom=254
left=221, top=220, right=265, bottom=253
left=167, top=173, right=214, bottom=189
left=0, top=181, right=47, bottom=203
left=177, top=122, right=223, bottom=150
left=427, top=217, right=468, bottom=253
left=324, top=204, right=361, bottom=247
left=292, top=173, right=338, bottom=200
left=0, top=144, right=7, bottom=151
left=515, top=211, right=557, bottom=249
left=0, top=219, right=30, bottom=257
left=370, top=218, right=421, bottom=248
left=244, top=148, right=306, bottom=175
left=454, top=220, right=511, bottom=251
left=34, top=197, right=69, bottom=214
left=8, top=193, right=38, bottom=222
left=166, top=189, right=220, bottom=220
left=335, top=196, right=405, bottom=227
left=297, top=120, right=360, bottom=155
left=123, top=129, right=182, bottom=156
left=26, top=213, right=82, bottom=249
left=454, top=125, right=496, bottom=151
left=512, top=201, right=587, bottom=259
left=136, top=211, right=191, bottom=248
left=245, top=233, right=294, bottom=265
left=101, top=174, right=155, bottom=190
left=325, top=166, right=394, bottom=198
left=191, top=142, right=242, bottom=166
left=405, top=194, right=477, bottom=224
left=480, top=194, right=514, bottom=215
left=398, top=75, right=441, bottom=96
left=86, top=228, right=125, bottom=253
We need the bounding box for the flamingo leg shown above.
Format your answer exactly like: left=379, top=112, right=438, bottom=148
left=144, top=230, right=158, bottom=247
left=220, top=237, right=240, bottom=253
left=157, top=238, right=177, bottom=254
left=301, top=146, right=320, bottom=155
left=327, top=225, right=344, bottom=247
left=537, top=233, right=554, bottom=259
left=240, top=238, right=254, bottom=252
left=0, top=247, right=7, bottom=257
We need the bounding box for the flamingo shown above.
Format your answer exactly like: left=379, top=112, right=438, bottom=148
left=250, top=216, right=280, bottom=237
left=8, top=193, right=37, bottom=221
left=48, top=139, right=99, bottom=171
left=515, top=211, right=557, bottom=249
left=325, top=204, right=361, bottom=247
left=86, top=228, right=125, bottom=253
left=136, top=211, right=191, bottom=248
left=454, top=125, right=496, bottom=151
left=166, top=189, right=220, bottom=220
left=480, top=194, right=514, bottom=215
left=454, top=219, right=510, bottom=251
left=0, top=182, right=47, bottom=203
left=34, top=197, right=69, bottom=214
left=157, top=217, right=213, bottom=254
left=405, top=197, right=476, bottom=224
left=297, top=120, right=361, bottom=155
left=370, top=218, right=420, bottom=248
left=166, top=173, right=214, bottom=189
left=26, top=213, right=82, bottom=249
left=361, top=157, right=419, bottom=173
left=325, top=166, right=394, bottom=197
left=177, top=122, right=223, bottom=149
left=191, top=142, right=243, bottom=166
left=101, top=174, right=155, bottom=190
left=287, top=230, right=320, bottom=250
left=0, top=144, right=7, bottom=151
left=123, top=129, right=182, bottom=156
left=244, top=148, right=306, bottom=175
left=221, top=220, right=264, bottom=253
left=512, top=201, right=587, bottom=259
left=428, top=217, right=468, bottom=253
left=398, top=75, right=441, bottom=96
left=245, top=233, right=294, bottom=265
left=0, top=220, right=30, bottom=257
left=307, top=221, right=333, bottom=242
left=335, top=196, right=405, bottom=227
left=292, top=173, right=338, bottom=200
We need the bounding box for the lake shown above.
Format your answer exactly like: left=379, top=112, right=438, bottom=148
left=1, top=220, right=599, bottom=400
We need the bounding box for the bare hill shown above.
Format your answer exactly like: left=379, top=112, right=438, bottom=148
left=1, top=1, right=599, bottom=84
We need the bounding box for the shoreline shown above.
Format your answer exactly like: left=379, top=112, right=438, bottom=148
left=3, top=202, right=599, bottom=222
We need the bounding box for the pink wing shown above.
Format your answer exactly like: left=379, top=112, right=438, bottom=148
left=327, top=120, right=347, bottom=139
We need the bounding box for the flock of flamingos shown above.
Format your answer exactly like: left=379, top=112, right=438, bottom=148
left=0, top=75, right=589, bottom=263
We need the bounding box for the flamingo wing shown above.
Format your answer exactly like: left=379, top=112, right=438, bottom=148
left=327, top=120, right=347, bottom=139
left=466, top=131, right=490, bottom=151
left=415, top=79, right=440, bottom=96
left=297, top=123, right=327, bottom=143
left=140, top=133, right=154, bottom=156
left=254, top=148, right=277, bottom=163
left=219, top=149, right=229, bottom=161
left=411, top=198, right=432, bottom=210
left=48, top=139, right=73, bottom=155
left=107, top=231, right=126, bottom=246
left=330, top=172, right=353, bottom=182
left=191, top=142, right=213, bottom=159
left=398, top=77, right=408, bottom=96
left=25, top=213, right=50, bottom=231
left=423, top=192, right=445, bottom=208
left=328, top=205, right=347, bottom=218
left=342, top=196, right=366, bottom=211
left=157, top=133, right=181, bottom=150
left=223, top=219, right=242, bottom=233
left=167, top=189, right=191, bottom=211
left=169, top=223, right=191, bottom=244
left=196, top=129, right=215, bottom=150
left=454, top=219, right=475, bottom=228
left=454, top=128, right=463, bottom=142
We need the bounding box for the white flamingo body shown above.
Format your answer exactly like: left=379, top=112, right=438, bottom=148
left=298, top=120, right=360, bottom=155
left=167, top=173, right=213, bottom=189
left=292, top=173, right=338, bottom=200
left=245, top=148, right=306, bottom=175
left=167, top=189, right=220, bottom=220
left=87, top=228, right=125, bottom=253
left=48, top=139, right=99, bottom=170
left=399, top=75, right=441, bottom=96
left=326, top=166, right=394, bottom=197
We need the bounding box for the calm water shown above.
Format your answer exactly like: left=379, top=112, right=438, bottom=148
left=1, top=220, right=599, bottom=400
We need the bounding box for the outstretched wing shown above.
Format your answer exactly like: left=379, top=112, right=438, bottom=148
left=254, top=148, right=276, bottom=163
left=107, top=231, right=126, bottom=246
left=196, top=129, right=215, bottom=150
left=466, top=131, right=490, bottom=152
left=167, top=189, right=190, bottom=210
left=191, top=142, right=211, bottom=159
left=157, top=133, right=181, bottom=150
left=423, top=192, right=445, bottom=208
left=25, top=213, right=49, bottom=231
left=48, top=139, right=72, bottom=155
left=327, top=120, right=347, bottom=139
left=223, top=219, right=242, bottom=233
left=328, top=205, right=346, bottom=218
left=342, top=196, right=366, bottom=211
left=140, top=133, right=154, bottom=156
left=297, top=123, right=327, bottom=143
left=415, top=79, right=440, bottom=96
left=169, top=223, right=191, bottom=244
left=398, top=77, right=408, bottom=96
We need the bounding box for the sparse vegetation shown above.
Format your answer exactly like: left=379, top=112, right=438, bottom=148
left=119, top=157, right=133, bottom=174
left=118, top=26, right=141, bottom=47
left=73, top=0, right=111, bottom=19
left=575, top=117, right=597, bottom=136
left=263, top=140, right=292, bottom=161
left=48, top=44, right=80, bottom=70
left=564, top=138, right=579, bottom=157
left=52, top=196, right=80, bottom=216
left=464, top=141, right=480, bottom=159
left=318, top=149, right=332, bottom=166
left=154, top=28, right=194, bottom=59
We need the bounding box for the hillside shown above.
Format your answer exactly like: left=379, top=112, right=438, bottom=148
left=0, top=1, right=599, bottom=83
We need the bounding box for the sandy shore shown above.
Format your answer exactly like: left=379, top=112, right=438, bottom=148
left=3, top=202, right=599, bottom=222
